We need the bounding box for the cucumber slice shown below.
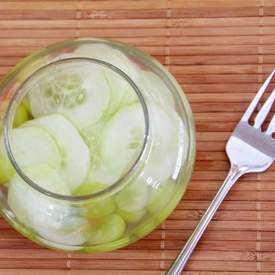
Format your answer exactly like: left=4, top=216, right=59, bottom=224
left=13, top=103, right=30, bottom=128
left=22, top=96, right=31, bottom=113
left=147, top=180, right=176, bottom=214
left=29, top=64, right=111, bottom=129
left=73, top=182, right=106, bottom=195
left=8, top=174, right=29, bottom=223
left=73, top=182, right=116, bottom=219
left=118, top=208, right=146, bottom=224
left=0, top=127, right=61, bottom=183
left=139, top=71, right=175, bottom=108
left=8, top=165, right=87, bottom=246
left=74, top=43, right=140, bottom=113
left=88, top=103, right=184, bottom=187
left=23, top=114, right=90, bottom=190
left=0, top=153, right=14, bottom=184
left=88, top=213, right=125, bottom=245
left=86, top=165, right=119, bottom=187
left=104, top=70, right=138, bottom=115
left=115, top=180, right=148, bottom=223
left=8, top=165, right=70, bottom=225
left=140, top=104, right=183, bottom=186
left=74, top=43, right=139, bottom=84
left=91, top=104, right=145, bottom=184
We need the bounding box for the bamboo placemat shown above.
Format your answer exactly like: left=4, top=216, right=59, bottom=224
left=0, top=0, right=275, bottom=274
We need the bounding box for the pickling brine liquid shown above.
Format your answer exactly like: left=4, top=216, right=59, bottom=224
left=0, top=40, right=194, bottom=252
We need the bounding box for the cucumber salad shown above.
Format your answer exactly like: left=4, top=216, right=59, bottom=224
left=0, top=42, right=187, bottom=251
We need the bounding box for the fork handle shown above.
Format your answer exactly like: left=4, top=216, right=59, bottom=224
left=167, top=165, right=244, bottom=275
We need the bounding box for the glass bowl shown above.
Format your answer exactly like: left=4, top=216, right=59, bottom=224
left=0, top=38, right=195, bottom=252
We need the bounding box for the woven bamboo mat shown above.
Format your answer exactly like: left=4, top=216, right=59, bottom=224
left=0, top=0, right=275, bottom=274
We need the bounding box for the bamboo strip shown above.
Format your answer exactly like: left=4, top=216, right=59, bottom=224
left=188, top=93, right=255, bottom=102
left=2, top=1, right=170, bottom=12
left=173, top=260, right=256, bottom=272
left=191, top=103, right=248, bottom=113
left=170, top=0, right=261, bottom=9
left=72, top=250, right=257, bottom=262
left=193, top=160, right=235, bottom=170
left=195, top=112, right=241, bottom=122
left=191, top=171, right=273, bottom=181
left=0, top=19, right=166, bottom=29
left=171, top=65, right=259, bottom=75
left=60, top=259, right=259, bottom=272
left=0, top=47, right=39, bottom=57
left=164, top=230, right=257, bottom=241
left=169, top=17, right=275, bottom=27
left=169, top=55, right=260, bottom=65
left=261, top=232, right=275, bottom=241
left=169, top=36, right=272, bottom=46
left=262, top=262, right=275, bottom=272
left=195, top=142, right=228, bottom=152
left=169, top=210, right=257, bottom=221
left=69, top=259, right=161, bottom=270
left=265, top=0, right=275, bottom=7
left=0, top=1, right=79, bottom=10
left=162, top=239, right=257, bottom=250
left=0, top=271, right=70, bottom=275
left=259, top=243, right=275, bottom=252
left=170, top=7, right=259, bottom=18
left=197, top=152, right=227, bottom=161
left=263, top=45, right=275, bottom=54
left=183, top=190, right=260, bottom=201
left=0, top=10, right=76, bottom=20
left=195, top=122, right=237, bottom=132
left=196, top=132, right=231, bottom=140
left=177, top=74, right=260, bottom=83
left=0, top=271, right=160, bottom=275
left=264, top=6, right=275, bottom=16
left=178, top=201, right=275, bottom=211
left=71, top=272, right=161, bottom=275
left=0, top=38, right=65, bottom=47
left=79, top=19, right=167, bottom=29
left=170, top=209, right=275, bottom=221
left=81, top=9, right=167, bottom=20
left=168, top=45, right=266, bottom=55
left=0, top=25, right=274, bottom=38
left=165, top=221, right=275, bottom=233
left=188, top=180, right=275, bottom=191
left=170, top=26, right=261, bottom=36
left=0, top=238, right=39, bottom=248
left=172, top=55, right=275, bottom=66
left=183, top=273, right=271, bottom=275
left=170, top=17, right=260, bottom=27
left=195, top=160, right=275, bottom=171
left=0, top=57, right=22, bottom=66
left=0, top=20, right=77, bottom=29
left=0, top=29, right=167, bottom=38
left=0, top=36, right=274, bottom=48
left=78, top=28, right=167, bottom=38
left=80, top=0, right=168, bottom=10
left=0, top=259, right=68, bottom=269
left=0, top=29, right=77, bottom=39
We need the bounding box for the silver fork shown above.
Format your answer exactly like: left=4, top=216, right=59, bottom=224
left=167, top=70, right=275, bottom=275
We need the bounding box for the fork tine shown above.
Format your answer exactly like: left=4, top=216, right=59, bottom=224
left=254, top=89, right=275, bottom=129
left=266, top=115, right=275, bottom=135
left=241, top=69, right=275, bottom=122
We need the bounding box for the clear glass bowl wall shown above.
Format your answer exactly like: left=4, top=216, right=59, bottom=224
left=0, top=38, right=195, bottom=252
